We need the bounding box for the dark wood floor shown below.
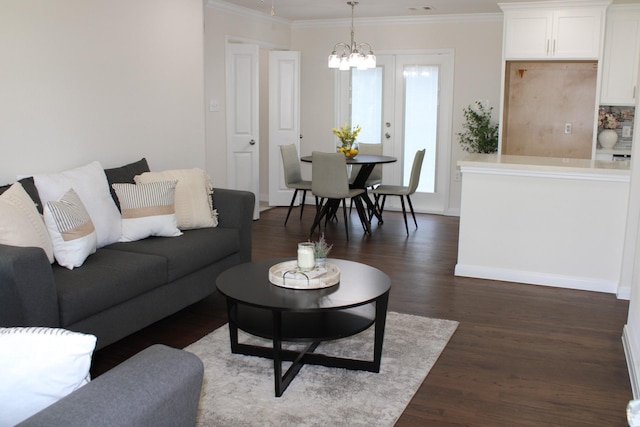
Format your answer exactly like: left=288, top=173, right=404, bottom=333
left=92, top=205, right=632, bottom=426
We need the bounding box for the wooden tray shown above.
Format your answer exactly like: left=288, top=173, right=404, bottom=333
left=268, top=260, right=340, bottom=290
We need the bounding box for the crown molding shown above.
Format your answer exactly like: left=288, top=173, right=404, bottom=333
left=206, top=1, right=502, bottom=29
left=291, top=13, right=503, bottom=29
left=498, top=0, right=612, bottom=10
left=206, top=0, right=292, bottom=27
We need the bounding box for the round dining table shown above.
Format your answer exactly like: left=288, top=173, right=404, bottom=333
left=300, top=154, right=397, bottom=224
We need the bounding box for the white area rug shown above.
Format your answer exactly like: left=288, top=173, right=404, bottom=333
left=185, top=311, right=458, bottom=427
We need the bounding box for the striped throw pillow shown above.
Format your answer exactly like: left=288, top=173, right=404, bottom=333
left=112, top=180, right=182, bottom=242
left=43, top=188, right=97, bottom=269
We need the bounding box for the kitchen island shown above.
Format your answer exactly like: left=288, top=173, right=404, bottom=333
left=455, top=154, right=631, bottom=296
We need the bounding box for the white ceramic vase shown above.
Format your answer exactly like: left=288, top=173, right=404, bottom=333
left=598, top=129, right=619, bottom=149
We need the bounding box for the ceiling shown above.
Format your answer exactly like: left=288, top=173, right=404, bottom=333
left=215, top=0, right=633, bottom=21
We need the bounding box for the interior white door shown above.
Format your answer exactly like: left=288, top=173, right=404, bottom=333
left=268, top=51, right=301, bottom=206
left=226, top=43, right=260, bottom=219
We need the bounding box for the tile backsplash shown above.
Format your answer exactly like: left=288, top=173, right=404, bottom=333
left=598, top=105, right=635, bottom=149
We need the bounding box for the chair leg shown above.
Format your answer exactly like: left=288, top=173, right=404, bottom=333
left=377, top=195, right=387, bottom=224
left=341, top=198, right=349, bottom=241
left=310, top=199, right=330, bottom=238
left=353, top=196, right=371, bottom=235
left=406, top=195, right=418, bottom=229
left=399, top=196, right=409, bottom=235
left=299, top=190, right=307, bottom=219
left=284, top=189, right=299, bottom=226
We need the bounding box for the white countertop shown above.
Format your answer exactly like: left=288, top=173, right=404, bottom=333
left=458, top=154, right=631, bottom=178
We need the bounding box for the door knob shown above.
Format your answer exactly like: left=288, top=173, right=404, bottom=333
left=385, top=133, right=391, bottom=139
left=249, top=139, right=256, bottom=145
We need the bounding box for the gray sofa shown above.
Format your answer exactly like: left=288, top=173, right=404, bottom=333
left=0, top=161, right=254, bottom=350
left=17, top=344, right=204, bottom=427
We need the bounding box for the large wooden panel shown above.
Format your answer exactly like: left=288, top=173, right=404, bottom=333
left=502, top=61, right=597, bottom=158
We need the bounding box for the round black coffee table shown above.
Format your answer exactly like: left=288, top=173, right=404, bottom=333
left=216, top=258, right=391, bottom=397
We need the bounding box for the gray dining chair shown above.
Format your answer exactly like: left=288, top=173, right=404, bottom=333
left=349, top=142, right=383, bottom=188
left=280, top=144, right=314, bottom=226
left=370, top=149, right=425, bottom=234
left=310, top=151, right=370, bottom=241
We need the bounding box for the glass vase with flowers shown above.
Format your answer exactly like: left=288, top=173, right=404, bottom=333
left=333, top=124, right=361, bottom=159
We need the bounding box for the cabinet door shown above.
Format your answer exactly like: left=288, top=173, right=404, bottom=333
left=553, top=8, right=604, bottom=59
left=503, top=10, right=553, bottom=59
left=600, top=9, right=640, bottom=105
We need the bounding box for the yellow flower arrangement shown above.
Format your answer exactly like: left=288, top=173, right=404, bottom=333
left=332, top=124, right=361, bottom=158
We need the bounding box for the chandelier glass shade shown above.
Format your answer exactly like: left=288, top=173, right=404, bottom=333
left=328, top=1, right=376, bottom=71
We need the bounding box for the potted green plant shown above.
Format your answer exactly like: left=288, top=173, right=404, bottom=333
left=312, top=233, right=333, bottom=267
left=457, top=101, right=499, bottom=154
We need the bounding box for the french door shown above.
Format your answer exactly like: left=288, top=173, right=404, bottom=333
left=337, top=51, right=454, bottom=214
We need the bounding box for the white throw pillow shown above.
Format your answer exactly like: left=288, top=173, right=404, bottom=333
left=0, top=182, right=54, bottom=263
left=134, top=168, right=218, bottom=230
left=44, top=188, right=97, bottom=270
left=33, top=161, right=122, bottom=248
left=0, top=327, right=97, bottom=426
left=112, top=180, right=183, bottom=242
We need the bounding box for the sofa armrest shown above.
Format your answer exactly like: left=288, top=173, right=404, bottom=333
left=213, top=188, right=254, bottom=262
left=0, top=244, right=59, bottom=327
left=18, top=344, right=204, bottom=427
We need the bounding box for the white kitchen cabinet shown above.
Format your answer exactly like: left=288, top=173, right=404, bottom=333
left=600, top=5, right=640, bottom=106
left=501, top=2, right=608, bottom=60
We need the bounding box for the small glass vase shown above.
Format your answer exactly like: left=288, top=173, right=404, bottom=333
left=338, top=140, right=359, bottom=159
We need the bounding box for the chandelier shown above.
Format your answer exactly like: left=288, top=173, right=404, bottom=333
left=328, top=1, right=376, bottom=71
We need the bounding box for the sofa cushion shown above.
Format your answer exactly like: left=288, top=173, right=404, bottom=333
left=134, top=168, right=218, bottom=230
left=104, top=158, right=150, bottom=210
left=0, top=177, right=43, bottom=214
left=0, top=182, right=54, bottom=263
left=112, top=180, right=182, bottom=242
left=53, top=249, right=167, bottom=326
left=33, top=161, right=122, bottom=248
left=0, top=327, right=96, bottom=426
left=105, top=228, right=239, bottom=282
left=44, top=189, right=97, bottom=270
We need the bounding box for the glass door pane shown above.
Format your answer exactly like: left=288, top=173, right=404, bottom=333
left=351, top=67, right=383, bottom=143
left=403, top=65, right=438, bottom=193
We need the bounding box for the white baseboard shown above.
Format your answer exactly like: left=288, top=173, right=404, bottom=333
left=454, top=264, right=619, bottom=294
left=624, top=325, right=639, bottom=399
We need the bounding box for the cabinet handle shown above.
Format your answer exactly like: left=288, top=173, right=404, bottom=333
left=552, top=39, right=556, bottom=55
left=546, top=40, right=550, bottom=55
left=634, top=86, right=637, bottom=99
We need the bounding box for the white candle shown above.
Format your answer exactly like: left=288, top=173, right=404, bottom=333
left=297, top=243, right=315, bottom=271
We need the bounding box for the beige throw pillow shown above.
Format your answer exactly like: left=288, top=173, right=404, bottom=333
left=134, top=168, right=218, bottom=230
left=0, top=182, right=54, bottom=263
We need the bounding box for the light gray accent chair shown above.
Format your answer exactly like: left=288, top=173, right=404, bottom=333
left=17, top=344, right=204, bottom=427
left=280, top=144, right=314, bottom=225
left=310, top=152, right=370, bottom=241
left=370, top=149, right=425, bottom=234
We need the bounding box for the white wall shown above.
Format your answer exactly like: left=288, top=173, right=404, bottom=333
left=0, top=0, right=206, bottom=184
